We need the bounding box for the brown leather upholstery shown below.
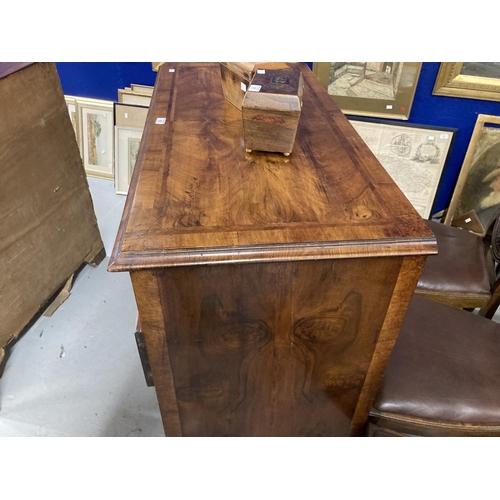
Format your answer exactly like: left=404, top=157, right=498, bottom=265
left=415, top=221, right=492, bottom=308
left=369, top=295, right=500, bottom=436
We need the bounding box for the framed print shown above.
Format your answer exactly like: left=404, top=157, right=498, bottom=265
left=76, top=97, right=114, bottom=180
left=64, top=95, right=79, bottom=147
left=118, top=88, right=151, bottom=107
left=433, top=63, right=500, bottom=102
left=445, top=114, right=500, bottom=235
left=114, top=102, right=149, bottom=129
left=115, top=126, right=143, bottom=195
left=349, top=116, right=455, bottom=219
left=313, top=62, right=421, bottom=120
left=131, top=84, right=154, bottom=96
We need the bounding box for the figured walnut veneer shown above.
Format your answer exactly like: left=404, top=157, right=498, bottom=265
left=109, top=63, right=436, bottom=436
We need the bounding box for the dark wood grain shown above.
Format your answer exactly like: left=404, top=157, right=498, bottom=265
left=108, top=62, right=437, bottom=436
left=156, top=258, right=401, bottom=436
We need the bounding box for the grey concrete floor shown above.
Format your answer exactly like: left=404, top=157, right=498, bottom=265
left=0, top=177, right=164, bottom=437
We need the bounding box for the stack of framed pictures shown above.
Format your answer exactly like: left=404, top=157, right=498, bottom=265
left=348, top=117, right=456, bottom=219
left=117, top=84, right=153, bottom=107
left=114, top=102, right=149, bottom=195
left=65, top=96, right=115, bottom=180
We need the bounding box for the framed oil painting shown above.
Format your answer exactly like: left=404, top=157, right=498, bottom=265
left=64, top=95, right=79, bottom=147
left=349, top=117, right=456, bottom=219
left=115, top=126, right=143, bottom=195
left=313, top=62, right=421, bottom=120
left=445, top=114, right=500, bottom=235
left=76, top=97, right=114, bottom=180
left=433, top=63, right=500, bottom=102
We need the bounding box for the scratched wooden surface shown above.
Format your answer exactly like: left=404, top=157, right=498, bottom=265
left=109, top=62, right=436, bottom=436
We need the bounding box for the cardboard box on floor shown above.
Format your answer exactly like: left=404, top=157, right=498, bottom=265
left=0, top=63, right=105, bottom=369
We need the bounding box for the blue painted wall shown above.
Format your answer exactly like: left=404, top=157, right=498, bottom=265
left=55, top=62, right=500, bottom=215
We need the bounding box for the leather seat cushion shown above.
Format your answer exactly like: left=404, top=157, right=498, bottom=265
left=373, top=295, right=500, bottom=424
left=417, top=220, right=491, bottom=297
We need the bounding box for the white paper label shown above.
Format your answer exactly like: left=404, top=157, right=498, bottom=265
left=241, top=82, right=247, bottom=92
left=249, top=85, right=262, bottom=92
left=257, top=69, right=265, bottom=74
left=440, top=134, right=449, bottom=139
left=386, top=105, right=393, bottom=110
left=169, top=68, right=175, bottom=73
left=124, top=112, right=128, bottom=118
left=428, top=135, right=435, bottom=141
left=465, top=217, right=472, bottom=223
left=155, top=117, right=166, bottom=125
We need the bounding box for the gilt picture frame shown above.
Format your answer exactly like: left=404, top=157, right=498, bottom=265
left=313, top=62, right=422, bottom=120
left=349, top=116, right=455, bottom=219
left=76, top=97, right=114, bottom=180
left=445, top=114, right=500, bottom=236
left=433, top=63, right=500, bottom=102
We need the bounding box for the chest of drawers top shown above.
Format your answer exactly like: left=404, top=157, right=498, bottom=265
left=109, top=62, right=435, bottom=272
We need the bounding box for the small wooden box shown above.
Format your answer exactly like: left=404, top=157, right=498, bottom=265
left=220, top=63, right=293, bottom=111
left=242, top=67, right=304, bottom=155
left=220, top=62, right=257, bottom=110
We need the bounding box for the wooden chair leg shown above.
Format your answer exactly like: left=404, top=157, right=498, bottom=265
left=479, top=279, right=500, bottom=318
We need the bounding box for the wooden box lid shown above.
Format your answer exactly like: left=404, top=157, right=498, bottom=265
left=221, top=62, right=293, bottom=80
left=109, top=62, right=436, bottom=271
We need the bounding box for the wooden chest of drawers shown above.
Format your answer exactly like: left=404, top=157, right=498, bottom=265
left=108, top=62, right=436, bottom=436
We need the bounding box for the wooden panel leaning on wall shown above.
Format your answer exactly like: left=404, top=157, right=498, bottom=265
left=109, top=62, right=437, bottom=436
left=0, top=63, right=105, bottom=372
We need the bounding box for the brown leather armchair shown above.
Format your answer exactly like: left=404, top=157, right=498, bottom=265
left=415, top=218, right=500, bottom=318
left=368, top=295, right=500, bottom=436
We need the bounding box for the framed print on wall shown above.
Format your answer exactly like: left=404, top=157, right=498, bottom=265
left=445, top=114, right=500, bottom=235
left=76, top=97, right=114, bottom=180
left=349, top=116, right=455, bottom=219
left=433, top=62, right=500, bottom=102
left=313, top=62, right=421, bottom=120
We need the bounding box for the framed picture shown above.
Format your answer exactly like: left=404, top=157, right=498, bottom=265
left=131, top=84, right=154, bottom=96
left=76, top=97, right=114, bottom=180
left=349, top=116, right=456, bottom=219
left=115, top=126, right=143, bottom=195
left=313, top=62, right=421, bottom=120
left=114, top=102, right=149, bottom=129
left=433, top=63, right=500, bottom=102
left=64, top=95, right=79, bottom=147
left=118, top=88, right=152, bottom=107
left=445, top=114, right=500, bottom=235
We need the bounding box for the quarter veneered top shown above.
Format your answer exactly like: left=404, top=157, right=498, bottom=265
left=109, top=62, right=436, bottom=271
